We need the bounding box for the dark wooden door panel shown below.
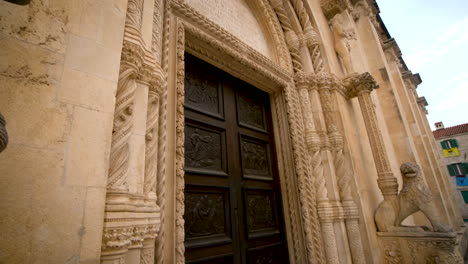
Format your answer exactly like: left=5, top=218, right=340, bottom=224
left=184, top=53, right=288, bottom=264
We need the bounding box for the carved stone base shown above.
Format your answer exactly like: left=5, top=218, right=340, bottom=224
left=377, top=231, right=464, bottom=264
left=101, top=192, right=160, bottom=263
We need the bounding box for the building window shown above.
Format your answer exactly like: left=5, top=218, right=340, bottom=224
left=461, top=191, right=468, bottom=203
left=448, top=163, right=468, bottom=176
left=441, top=139, right=460, bottom=157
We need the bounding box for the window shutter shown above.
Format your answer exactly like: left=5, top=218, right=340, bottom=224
left=441, top=141, right=447, bottom=149
left=462, top=191, right=468, bottom=203
left=448, top=164, right=456, bottom=176
left=462, top=163, right=468, bottom=175
left=451, top=139, right=459, bottom=148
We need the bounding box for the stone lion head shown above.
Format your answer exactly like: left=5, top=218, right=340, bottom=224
left=400, top=162, right=420, bottom=178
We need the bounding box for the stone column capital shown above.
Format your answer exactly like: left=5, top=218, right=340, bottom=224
left=316, top=72, right=341, bottom=90
left=343, top=72, right=379, bottom=99
left=294, top=71, right=317, bottom=90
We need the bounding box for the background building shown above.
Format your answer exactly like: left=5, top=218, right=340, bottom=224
left=0, top=0, right=465, bottom=263
left=434, top=122, right=468, bottom=221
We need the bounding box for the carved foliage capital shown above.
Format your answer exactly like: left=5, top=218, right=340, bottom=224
left=343, top=72, right=379, bottom=99
left=294, top=71, right=317, bottom=90
left=121, top=40, right=145, bottom=75
left=316, top=72, right=341, bottom=90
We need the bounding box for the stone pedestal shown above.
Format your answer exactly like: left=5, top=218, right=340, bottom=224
left=377, top=231, right=463, bottom=264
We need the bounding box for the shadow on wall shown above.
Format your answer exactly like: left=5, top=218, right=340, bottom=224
left=3, top=0, right=31, bottom=6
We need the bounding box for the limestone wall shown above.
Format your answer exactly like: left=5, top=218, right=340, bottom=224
left=0, top=0, right=128, bottom=262
left=0, top=0, right=464, bottom=263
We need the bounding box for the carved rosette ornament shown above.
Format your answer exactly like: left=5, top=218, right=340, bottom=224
left=0, top=112, right=8, bottom=153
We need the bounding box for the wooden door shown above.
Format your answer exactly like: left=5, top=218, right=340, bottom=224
left=183, top=53, right=289, bottom=264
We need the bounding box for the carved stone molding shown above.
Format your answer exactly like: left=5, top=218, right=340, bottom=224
left=174, top=21, right=186, bottom=264
left=0, top=112, right=8, bottom=153
left=169, top=2, right=324, bottom=260
left=172, top=0, right=292, bottom=80
left=378, top=232, right=463, bottom=264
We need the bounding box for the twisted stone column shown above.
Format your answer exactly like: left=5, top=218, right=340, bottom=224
left=295, top=72, right=338, bottom=264
left=144, top=90, right=161, bottom=199
left=317, top=73, right=366, bottom=263
left=102, top=1, right=162, bottom=263
left=344, top=72, right=399, bottom=232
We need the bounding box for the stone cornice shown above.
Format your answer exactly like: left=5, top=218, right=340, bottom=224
left=417, top=96, right=429, bottom=114
left=402, top=71, right=422, bottom=88
left=343, top=72, right=379, bottom=99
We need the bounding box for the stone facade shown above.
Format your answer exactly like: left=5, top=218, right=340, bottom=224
left=0, top=0, right=465, bottom=263
left=434, top=123, right=468, bottom=221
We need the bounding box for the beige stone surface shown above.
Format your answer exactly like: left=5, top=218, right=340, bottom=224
left=1, top=0, right=465, bottom=263
left=64, top=106, right=113, bottom=188
left=184, top=0, right=272, bottom=59
left=64, top=34, right=122, bottom=82
left=59, top=68, right=117, bottom=113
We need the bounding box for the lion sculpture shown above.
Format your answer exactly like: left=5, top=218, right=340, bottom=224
left=375, top=162, right=451, bottom=232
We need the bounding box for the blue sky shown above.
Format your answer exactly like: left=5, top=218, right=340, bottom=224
left=378, top=0, right=468, bottom=129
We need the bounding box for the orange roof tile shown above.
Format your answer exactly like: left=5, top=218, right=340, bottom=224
left=433, top=123, right=468, bottom=139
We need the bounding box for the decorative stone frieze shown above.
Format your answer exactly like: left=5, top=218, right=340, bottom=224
left=101, top=201, right=161, bottom=264
left=0, top=112, right=8, bottom=153
left=378, top=232, right=463, bottom=264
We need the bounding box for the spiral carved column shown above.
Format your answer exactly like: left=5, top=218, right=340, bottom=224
left=101, top=1, right=163, bottom=263
left=317, top=73, right=366, bottom=263
left=295, top=72, right=338, bottom=264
